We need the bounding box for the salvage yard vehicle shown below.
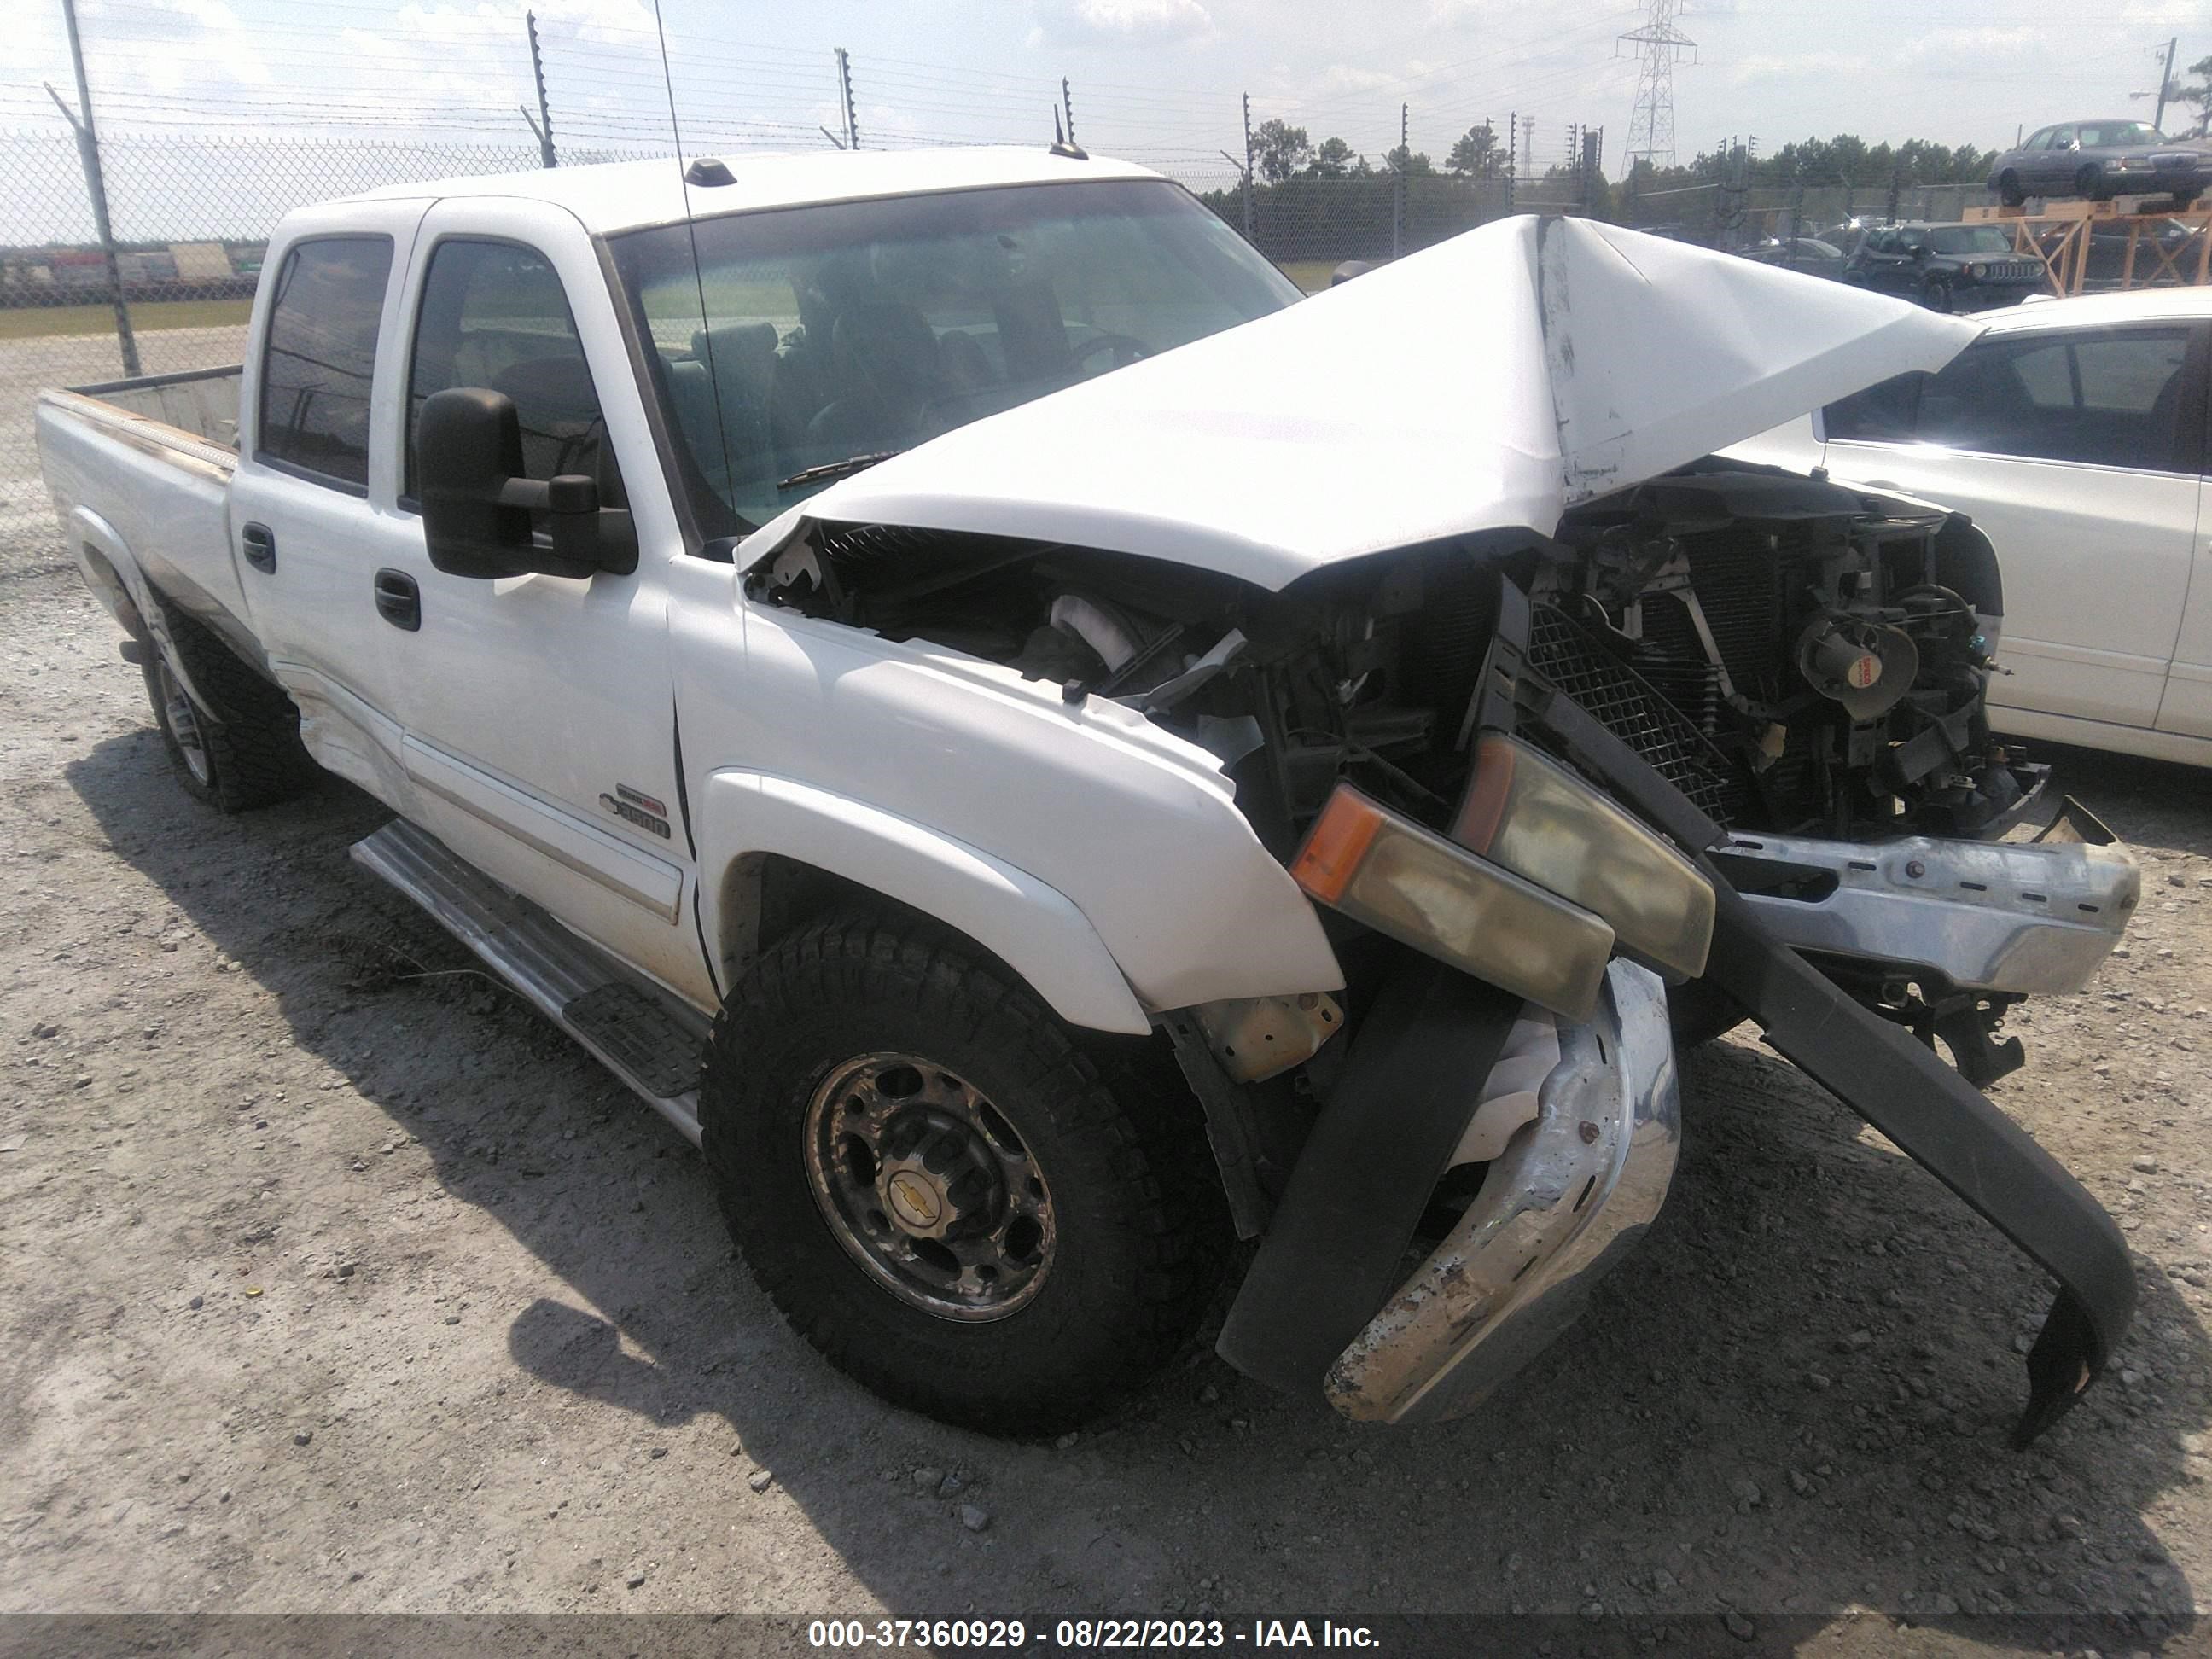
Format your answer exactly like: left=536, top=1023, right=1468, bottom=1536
left=1732, top=287, right=2212, bottom=769
left=1988, top=121, right=2210, bottom=207
left=1844, top=222, right=2046, bottom=313
left=37, top=149, right=2141, bottom=1444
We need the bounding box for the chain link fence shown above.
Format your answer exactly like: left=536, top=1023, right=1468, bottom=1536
left=0, top=119, right=2001, bottom=518
left=0, top=129, right=667, bottom=509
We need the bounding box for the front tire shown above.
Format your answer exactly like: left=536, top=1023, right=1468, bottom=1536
left=1921, top=275, right=1954, bottom=313
left=700, top=911, right=1229, bottom=1435
left=1997, top=170, right=2025, bottom=207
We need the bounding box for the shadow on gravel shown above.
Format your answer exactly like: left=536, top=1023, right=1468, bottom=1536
left=65, top=726, right=2211, bottom=1652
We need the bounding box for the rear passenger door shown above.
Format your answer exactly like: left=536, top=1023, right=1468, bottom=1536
left=230, top=201, right=430, bottom=802
left=1821, top=322, right=2205, bottom=731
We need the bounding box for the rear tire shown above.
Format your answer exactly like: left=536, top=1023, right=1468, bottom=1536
left=142, top=598, right=317, bottom=812
left=2075, top=166, right=2104, bottom=201
left=700, top=910, right=1229, bottom=1435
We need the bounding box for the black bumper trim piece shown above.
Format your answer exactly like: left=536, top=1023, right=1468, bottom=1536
left=1520, top=671, right=2135, bottom=1447
left=1215, top=958, right=1522, bottom=1396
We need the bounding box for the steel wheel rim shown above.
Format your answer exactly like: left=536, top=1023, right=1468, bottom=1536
left=159, top=663, right=212, bottom=787
left=803, top=1051, right=1056, bottom=1322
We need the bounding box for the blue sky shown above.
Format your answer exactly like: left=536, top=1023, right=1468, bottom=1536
left=0, top=0, right=2200, bottom=186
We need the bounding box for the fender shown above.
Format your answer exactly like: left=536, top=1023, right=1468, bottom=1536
left=696, top=770, right=1153, bottom=1036
left=62, top=504, right=228, bottom=722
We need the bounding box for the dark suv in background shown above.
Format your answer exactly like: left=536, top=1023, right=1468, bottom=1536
left=1843, top=222, right=2046, bottom=311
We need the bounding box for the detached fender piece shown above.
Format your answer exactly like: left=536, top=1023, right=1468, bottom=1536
left=694, top=770, right=1152, bottom=1036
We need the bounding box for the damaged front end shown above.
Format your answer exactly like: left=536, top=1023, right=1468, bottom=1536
left=748, top=487, right=2139, bottom=1445
left=736, top=214, right=2138, bottom=1444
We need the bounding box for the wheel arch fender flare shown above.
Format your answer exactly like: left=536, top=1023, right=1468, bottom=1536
left=67, top=504, right=150, bottom=639
left=66, top=504, right=219, bottom=715
left=696, top=770, right=1153, bottom=1036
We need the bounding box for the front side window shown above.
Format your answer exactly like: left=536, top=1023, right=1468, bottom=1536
left=258, top=236, right=393, bottom=491
left=405, top=239, right=619, bottom=505
left=608, top=178, right=1301, bottom=535
left=1825, top=327, right=2192, bottom=469
left=2078, top=122, right=2161, bottom=148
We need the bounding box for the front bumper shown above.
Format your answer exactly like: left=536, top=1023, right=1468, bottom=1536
left=1715, top=799, right=2139, bottom=998
left=1324, top=961, right=1679, bottom=1423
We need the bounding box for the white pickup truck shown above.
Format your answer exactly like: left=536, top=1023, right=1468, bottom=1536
left=37, top=146, right=2144, bottom=1447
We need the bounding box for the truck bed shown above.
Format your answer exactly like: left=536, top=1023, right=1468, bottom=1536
left=35, top=364, right=253, bottom=658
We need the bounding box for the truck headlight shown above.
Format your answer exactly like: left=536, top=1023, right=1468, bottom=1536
left=1291, top=784, right=1615, bottom=1021
left=1289, top=737, right=1716, bottom=1022
left=1451, top=733, right=1715, bottom=979
left=1969, top=262, right=1988, bottom=278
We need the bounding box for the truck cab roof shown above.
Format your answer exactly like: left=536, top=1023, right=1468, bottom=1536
left=344, top=147, right=1165, bottom=237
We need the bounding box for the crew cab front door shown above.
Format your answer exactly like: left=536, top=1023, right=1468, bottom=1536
left=1819, top=321, right=2205, bottom=733
left=377, top=200, right=709, bottom=1005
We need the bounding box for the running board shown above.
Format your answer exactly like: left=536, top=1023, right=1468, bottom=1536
left=350, top=819, right=708, bottom=1146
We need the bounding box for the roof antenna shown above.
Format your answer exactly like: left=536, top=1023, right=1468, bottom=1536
left=1051, top=107, right=1087, bottom=161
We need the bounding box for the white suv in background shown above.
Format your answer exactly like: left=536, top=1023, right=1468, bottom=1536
left=1732, top=288, right=2212, bottom=767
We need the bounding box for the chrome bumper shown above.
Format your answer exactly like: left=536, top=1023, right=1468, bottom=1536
left=1715, top=803, right=2139, bottom=997
left=1324, top=961, right=1679, bottom=1425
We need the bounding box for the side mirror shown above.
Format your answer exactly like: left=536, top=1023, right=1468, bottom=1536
left=417, top=387, right=636, bottom=580
left=1907, top=242, right=1931, bottom=259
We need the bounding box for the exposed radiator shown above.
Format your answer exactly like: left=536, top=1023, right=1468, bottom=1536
left=1525, top=602, right=1749, bottom=827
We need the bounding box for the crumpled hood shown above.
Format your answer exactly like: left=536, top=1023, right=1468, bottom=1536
left=742, top=213, right=1978, bottom=591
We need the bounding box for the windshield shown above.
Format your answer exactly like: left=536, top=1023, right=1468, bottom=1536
left=2077, top=122, right=2163, bottom=148
left=608, top=178, right=1301, bottom=535
left=1928, top=225, right=2016, bottom=255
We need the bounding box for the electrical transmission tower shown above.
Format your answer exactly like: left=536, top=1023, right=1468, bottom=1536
left=1617, top=0, right=1696, bottom=169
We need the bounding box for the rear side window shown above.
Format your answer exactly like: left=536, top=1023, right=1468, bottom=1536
left=404, top=239, right=618, bottom=505
left=1825, top=327, right=2193, bottom=469
left=258, top=236, right=393, bottom=492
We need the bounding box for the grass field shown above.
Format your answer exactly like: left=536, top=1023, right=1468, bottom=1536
left=0, top=299, right=255, bottom=342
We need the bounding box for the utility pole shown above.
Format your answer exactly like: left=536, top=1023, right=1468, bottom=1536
left=2153, top=37, right=2178, bottom=133
left=1393, top=101, right=1407, bottom=258
left=50, top=0, right=137, bottom=376
left=1062, top=77, right=1076, bottom=146
left=1505, top=107, right=1517, bottom=213
left=525, top=11, right=556, bottom=167
left=835, top=47, right=859, bottom=150
left=1617, top=0, right=1696, bottom=169
left=1241, top=92, right=1254, bottom=238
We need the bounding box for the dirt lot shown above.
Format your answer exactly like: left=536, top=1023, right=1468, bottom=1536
left=4, top=452, right=2212, bottom=1655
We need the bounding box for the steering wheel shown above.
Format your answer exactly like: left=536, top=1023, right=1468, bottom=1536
left=1068, top=332, right=1150, bottom=377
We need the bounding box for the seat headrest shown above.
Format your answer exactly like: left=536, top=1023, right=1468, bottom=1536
left=691, top=320, right=778, bottom=375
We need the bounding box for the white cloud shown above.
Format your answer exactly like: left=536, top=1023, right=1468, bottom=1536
left=1040, top=0, right=1218, bottom=45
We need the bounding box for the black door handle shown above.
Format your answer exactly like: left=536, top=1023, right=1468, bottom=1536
left=241, top=522, right=276, bottom=573
left=374, top=568, right=421, bottom=632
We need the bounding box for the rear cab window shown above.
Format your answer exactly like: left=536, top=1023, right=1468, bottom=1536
left=256, top=236, right=395, bottom=492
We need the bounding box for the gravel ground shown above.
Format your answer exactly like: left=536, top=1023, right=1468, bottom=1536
left=3, top=411, right=2212, bottom=1655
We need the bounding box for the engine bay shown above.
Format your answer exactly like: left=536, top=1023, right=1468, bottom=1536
left=750, top=460, right=2039, bottom=853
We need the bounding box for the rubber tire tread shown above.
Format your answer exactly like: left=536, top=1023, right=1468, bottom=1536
left=699, top=909, right=1228, bottom=1435
left=146, top=595, right=317, bottom=812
